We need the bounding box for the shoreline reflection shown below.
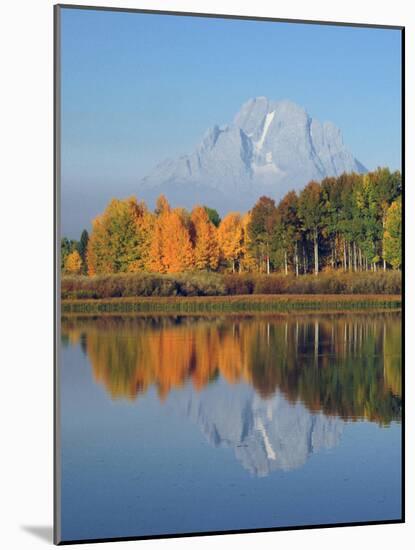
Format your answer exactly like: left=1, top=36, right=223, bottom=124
left=62, top=312, right=401, bottom=426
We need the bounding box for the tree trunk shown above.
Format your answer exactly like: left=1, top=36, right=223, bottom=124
left=232, top=259, right=235, bottom=273
left=284, top=250, right=288, bottom=275
left=353, top=242, right=357, bottom=272
left=334, top=239, right=337, bottom=270
left=343, top=241, right=347, bottom=271
left=266, top=255, right=270, bottom=275
left=314, top=229, right=319, bottom=275
left=295, top=243, right=299, bottom=277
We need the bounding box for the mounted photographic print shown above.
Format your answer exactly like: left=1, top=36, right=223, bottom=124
left=54, top=4, right=404, bottom=545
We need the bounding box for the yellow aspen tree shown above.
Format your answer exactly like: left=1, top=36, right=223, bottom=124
left=86, top=197, right=145, bottom=275
left=65, top=249, right=83, bottom=275
left=217, top=212, right=243, bottom=272
left=128, top=202, right=155, bottom=272
left=87, top=214, right=112, bottom=275
left=148, top=195, right=171, bottom=273
left=163, top=209, right=194, bottom=272
left=190, top=206, right=220, bottom=270
left=239, top=212, right=256, bottom=272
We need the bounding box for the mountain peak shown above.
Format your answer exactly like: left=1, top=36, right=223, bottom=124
left=139, top=97, right=366, bottom=214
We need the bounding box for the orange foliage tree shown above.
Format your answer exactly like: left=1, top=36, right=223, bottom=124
left=128, top=201, right=154, bottom=272
left=190, top=206, right=219, bottom=270
left=163, top=209, right=194, bottom=272
left=217, top=212, right=244, bottom=272
left=149, top=196, right=194, bottom=273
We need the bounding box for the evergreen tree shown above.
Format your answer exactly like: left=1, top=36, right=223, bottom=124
left=203, top=206, right=221, bottom=227
left=77, top=230, right=89, bottom=274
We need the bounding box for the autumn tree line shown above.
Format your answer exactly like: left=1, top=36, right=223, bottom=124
left=61, top=167, right=402, bottom=278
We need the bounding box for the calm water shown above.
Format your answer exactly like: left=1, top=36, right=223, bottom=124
left=59, top=312, right=402, bottom=541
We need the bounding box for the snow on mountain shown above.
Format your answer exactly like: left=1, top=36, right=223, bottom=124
left=138, top=97, right=366, bottom=214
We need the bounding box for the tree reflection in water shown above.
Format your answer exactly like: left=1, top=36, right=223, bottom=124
left=61, top=312, right=401, bottom=425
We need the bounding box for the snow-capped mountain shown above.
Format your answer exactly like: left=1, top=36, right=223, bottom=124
left=168, top=380, right=343, bottom=477
left=138, top=97, right=366, bottom=213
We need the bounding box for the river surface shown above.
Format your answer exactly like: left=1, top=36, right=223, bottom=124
left=59, top=311, right=402, bottom=541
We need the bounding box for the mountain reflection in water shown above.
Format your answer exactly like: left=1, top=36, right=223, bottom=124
left=167, top=381, right=344, bottom=476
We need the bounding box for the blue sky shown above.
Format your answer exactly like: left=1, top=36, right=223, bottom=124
left=60, top=7, right=402, bottom=236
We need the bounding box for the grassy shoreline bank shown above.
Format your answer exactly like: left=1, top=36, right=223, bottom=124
left=62, top=271, right=401, bottom=300
left=61, top=294, right=401, bottom=315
